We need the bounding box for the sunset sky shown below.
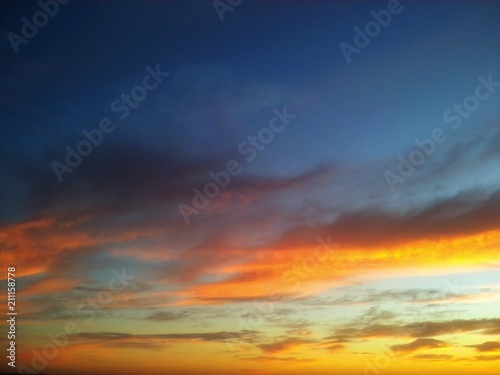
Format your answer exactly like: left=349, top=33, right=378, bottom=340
left=1, top=1, right=500, bottom=374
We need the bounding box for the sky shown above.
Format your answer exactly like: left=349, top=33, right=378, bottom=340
left=0, top=0, right=500, bottom=374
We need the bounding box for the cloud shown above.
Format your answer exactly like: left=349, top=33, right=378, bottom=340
left=278, top=189, right=500, bottom=248
left=325, top=343, right=345, bottom=353
left=474, top=355, right=500, bottom=361
left=391, top=338, right=449, bottom=354
left=3, top=139, right=500, bottom=318
left=143, top=309, right=193, bottom=322
left=304, top=288, right=469, bottom=306
left=258, top=337, right=315, bottom=354
left=329, top=318, right=500, bottom=341
left=358, top=307, right=396, bottom=322
left=467, top=341, right=500, bottom=353
left=410, top=354, right=453, bottom=361
left=71, top=330, right=263, bottom=346
left=245, top=356, right=316, bottom=363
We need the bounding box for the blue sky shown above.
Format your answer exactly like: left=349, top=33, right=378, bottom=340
left=2, top=0, right=500, bottom=225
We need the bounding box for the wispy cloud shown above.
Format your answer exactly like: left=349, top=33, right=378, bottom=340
left=467, top=341, right=500, bottom=353
left=391, top=338, right=449, bottom=354
left=329, top=318, right=500, bottom=341
left=258, top=337, right=315, bottom=354
left=143, top=309, right=193, bottom=322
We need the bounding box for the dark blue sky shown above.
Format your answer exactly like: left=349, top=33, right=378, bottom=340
left=1, top=0, right=500, bottom=226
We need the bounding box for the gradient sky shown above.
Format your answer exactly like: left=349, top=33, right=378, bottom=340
left=1, top=1, right=500, bottom=374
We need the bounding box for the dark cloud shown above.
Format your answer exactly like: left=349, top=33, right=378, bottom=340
left=71, top=330, right=263, bottom=345
left=358, top=307, right=396, bottom=323
left=329, top=318, right=500, bottom=341
left=258, top=337, right=315, bottom=354
left=391, top=338, right=449, bottom=354
left=325, top=343, right=345, bottom=353
left=474, top=355, right=500, bottom=361
left=144, top=309, right=193, bottom=322
left=303, top=288, right=466, bottom=306
left=273, top=308, right=297, bottom=316
left=245, top=356, right=316, bottom=363
left=277, top=189, right=500, bottom=248
left=467, top=341, right=500, bottom=353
